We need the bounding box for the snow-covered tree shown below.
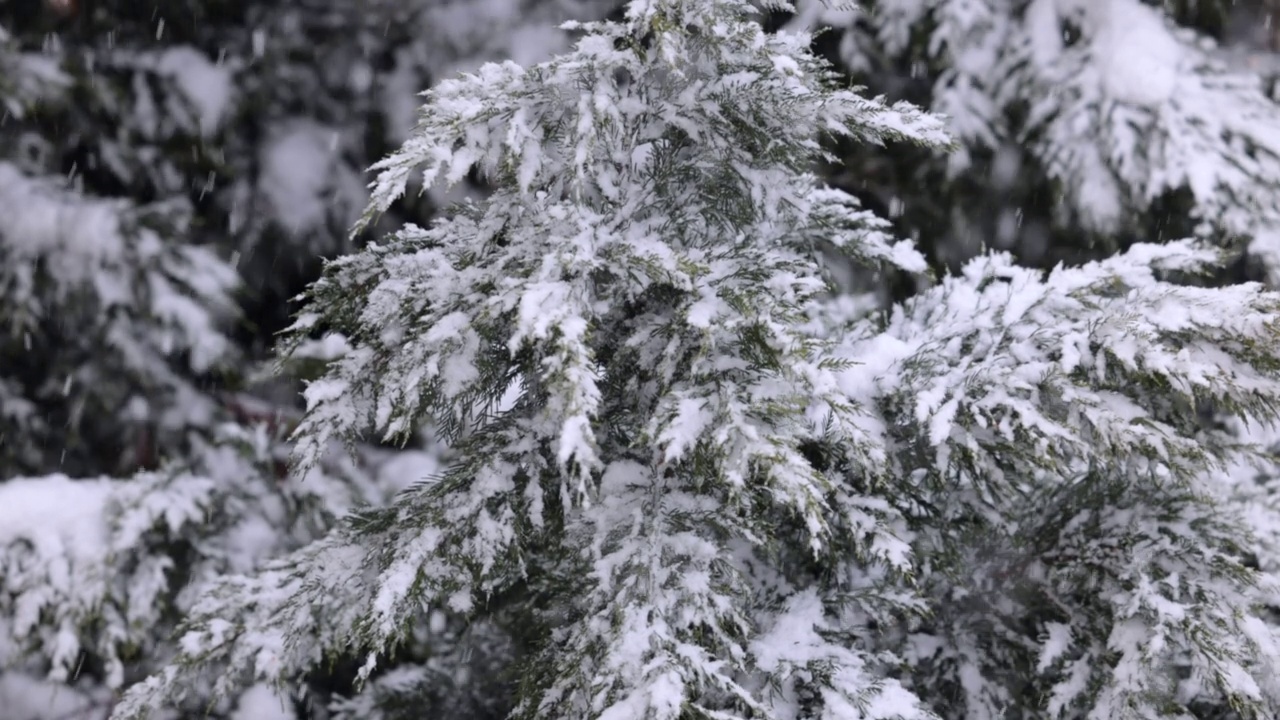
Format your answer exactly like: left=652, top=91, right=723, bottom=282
left=102, top=1, right=1280, bottom=719
left=785, top=6, right=1280, bottom=717
left=185, top=0, right=620, bottom=351
left=1, top=2, right=624, bottom=718
left=0, top=12, right=240, bottom=478
left=790, top=0, right=1280, bottom=277
left=0, top=427, right=405, bottom=714
left=0, top=11, right=399, bottom=718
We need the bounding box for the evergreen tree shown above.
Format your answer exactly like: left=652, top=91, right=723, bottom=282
left=0, top=4, right=241, bottom=478
left=105, top=1, right=1280, bottom=719
left=205, top=0, right=619, bottom=352
left=0, top=1, right=623, bottom=718
left=789, top=0, right=1280, bottom=277
left=0, top=7, right=393, bottom=717
left=787, top=4, right=1280, bottom=717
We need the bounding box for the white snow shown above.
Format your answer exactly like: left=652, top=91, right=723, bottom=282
left=375, top=449, right=443, bottom=496
left=657, top=396, right=715, bottom=463
left=496, top=377, right=524, bottom=414
left=0, top=476, right=114, bottom=568
left=289, top=333, right=352, bottom=362
left=1086, top=0, right=1182, bottom=107
left=0, top=476, right=118, bottom=685
left=230, top=684, right=294, bottom=720
left=258, top=120, right=341, bottom=236
left=1037, top=622, right=1074, bottom=672
left=0, top=162, right=127, bottom=295
left=0, top=673, right=102, bottom=720
left=153, top=46, right=234, bottom=136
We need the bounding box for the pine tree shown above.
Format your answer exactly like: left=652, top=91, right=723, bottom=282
left=212, top=0, right=620, bottom=352
left=786, top=4, right=1280, bottom=717
left=0, top=7, right=240, bottom=478
left=0, top=2, right=626, bottom=718
left=789, top=0, right=1280, bottom=277
left=108, top=1, right=1280, bottom=719
left=0, top=4, right=392, bottom=717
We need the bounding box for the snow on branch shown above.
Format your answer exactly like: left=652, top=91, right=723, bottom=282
left=826, top=240, right=1280, bottom=718
left=0, top=426, right=392, bottom=710
left=797, top=0, right=1280, bottom=276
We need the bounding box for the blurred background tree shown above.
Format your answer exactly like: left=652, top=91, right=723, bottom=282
left=787, top=0, right=1280, bottom=284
